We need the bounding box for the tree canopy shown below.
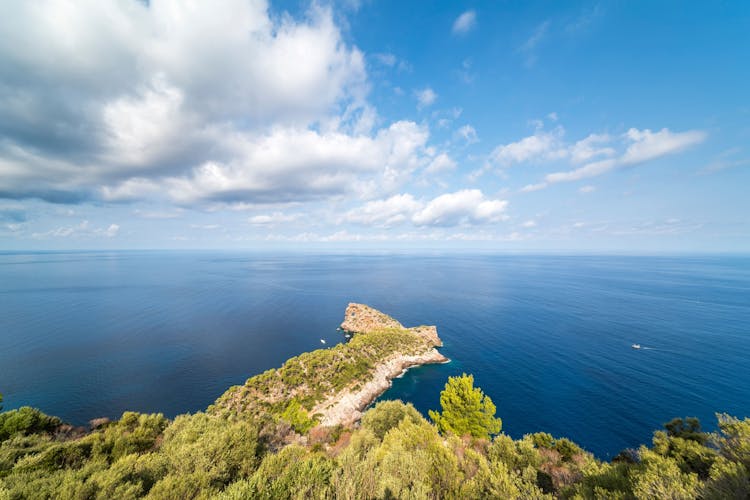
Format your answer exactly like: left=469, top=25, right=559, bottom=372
left=428, top=373, right=502, bottom=440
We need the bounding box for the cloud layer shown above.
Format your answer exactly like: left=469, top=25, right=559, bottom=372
left=0, top=0, right=432, bottom=207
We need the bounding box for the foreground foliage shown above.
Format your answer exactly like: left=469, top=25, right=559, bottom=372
left=1, top=383, right=748, bottom=499
left=428, top=373, right=502, bottom=440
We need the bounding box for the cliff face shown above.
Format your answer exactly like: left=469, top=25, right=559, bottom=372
left=340, top=303, right=406, bottom=333
left=312, top=349, right=447, bottom=427
left=211, top=304, right=448, bottom=428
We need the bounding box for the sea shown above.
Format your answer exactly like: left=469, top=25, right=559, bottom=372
left=1, top=251, right=748, bottom=458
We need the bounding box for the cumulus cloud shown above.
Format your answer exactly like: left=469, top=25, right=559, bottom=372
left=343, top=193, right=422, bottom=226
left=345, top=189, right=508, bottom=228
left=452, top=10, right=477, bottom=35
left=413, top=190, right=508, bottom=226
left=1, top=0, right=428, bottom=207
left=424, top=153, right=457, bottom=174
left=133, top=120, right=430, bottom=204
left=415, top=87, right=438, bottom=109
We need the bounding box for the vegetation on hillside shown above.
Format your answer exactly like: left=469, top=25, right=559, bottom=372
left=1, top=374, right=749, bottom=498
left=210, top=327, right=433, bottom=421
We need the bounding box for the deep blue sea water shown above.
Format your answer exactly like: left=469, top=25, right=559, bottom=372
left=1, top=251, right=749, bottom=458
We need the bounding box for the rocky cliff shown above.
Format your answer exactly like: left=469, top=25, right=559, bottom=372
left=341, top=302, right=443, bottom=347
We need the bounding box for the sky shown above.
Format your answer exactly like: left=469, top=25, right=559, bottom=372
left=0, top=0, right=748, bottom=252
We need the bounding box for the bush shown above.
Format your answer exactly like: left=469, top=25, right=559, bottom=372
left=0, top=407, right=62, bottom=442
left=280, top=399, right=316, bottom=434
left=360, top=400, right=424, bottom=440
left=159, top=412, right=260, bottom=487
left=714, top=413, right=750, bottom=470
left=222, top=445, right=335, bottom=500
left=89, top=412, right=168, bottom=462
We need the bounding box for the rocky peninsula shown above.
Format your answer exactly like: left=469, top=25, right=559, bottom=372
left=211, top=303, right=448, bottom=427
left=315, top=303, right=448, bottom=426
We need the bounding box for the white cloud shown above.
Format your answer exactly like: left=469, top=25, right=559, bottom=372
left=521, top=220, right=537, bottom=228
left=101, top=74, right=190, bottom=168
left=545, top=158, right=617, bottom=183
left=490, top=127, right=564, bottom=166
left=412, top=189, right=508, bottom=226
left=579, top=185, right=596, bottom=193
left=424, top=153, right=457, bottom=174
left=0, top=0, right=375, bottom=205
left=520, top=183, right=548, bottom=193
left=343, top=193, right=421, bottom=226
left=248, top=212, right=299, bottom=225
left=452, top=10, right=477, bottom=35
left=492, top=124, right=706, bottom=190
left=103, top=120, right=430, bottom=204
left=31, top=220, right=119, bottom=239
left=569, top=133, right=615, bottom=164
left=415, top=87, right=437, bottom=109
left=541, top=127, right=705, bottom=185
left=104, top=223, right=120, bottom=237
left=621, top=128, right=706, bottom=165
left=345, top=189, right=509, bottom=228
left=456, top=124, right=479, bottom=144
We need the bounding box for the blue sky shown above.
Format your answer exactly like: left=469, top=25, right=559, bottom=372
left=0, top=0, right=748, bottom=251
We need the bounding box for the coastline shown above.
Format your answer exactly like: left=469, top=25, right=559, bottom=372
left=313, top=348, right=449, bottom=426
left=311, top=303, right=449, bottom=426
left=210, top=303, right=448, bottom=428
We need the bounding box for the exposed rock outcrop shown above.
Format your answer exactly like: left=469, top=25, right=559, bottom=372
left=341, top=303, right=443, bottom=347
left=340, top=303, right=405, bottom=333
left=306, top=303, right=448, bottom=426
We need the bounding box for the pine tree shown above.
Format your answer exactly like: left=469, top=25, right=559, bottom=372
left=429, top=373, right=502, bottom=440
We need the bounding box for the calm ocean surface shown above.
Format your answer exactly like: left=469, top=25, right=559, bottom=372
left=1, top=251, right=748, bottom=458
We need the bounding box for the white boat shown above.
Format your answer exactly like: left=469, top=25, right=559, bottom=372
left=320, top=339, right=326, bottom=344
left=631, top=343, right=641, bottom=349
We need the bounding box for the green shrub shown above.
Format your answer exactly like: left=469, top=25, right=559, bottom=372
left=89, top=412, right=168, bottom=462
left=360, top=400, right=424, bottom=440
left=159, top=412, right=260, bottom=487
left=0, top=407, right=62, bottom=442
left=280, top=399, right=316, bottom=434
left=221, top=445, right=335, bottom=500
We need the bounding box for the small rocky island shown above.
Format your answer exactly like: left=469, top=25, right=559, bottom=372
left=211, top=303, right=448, bottom=427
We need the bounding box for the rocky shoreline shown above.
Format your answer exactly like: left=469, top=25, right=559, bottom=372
left=313, top=303, right=449, bottom=426
left=313, top=348, right=448, bottom=426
